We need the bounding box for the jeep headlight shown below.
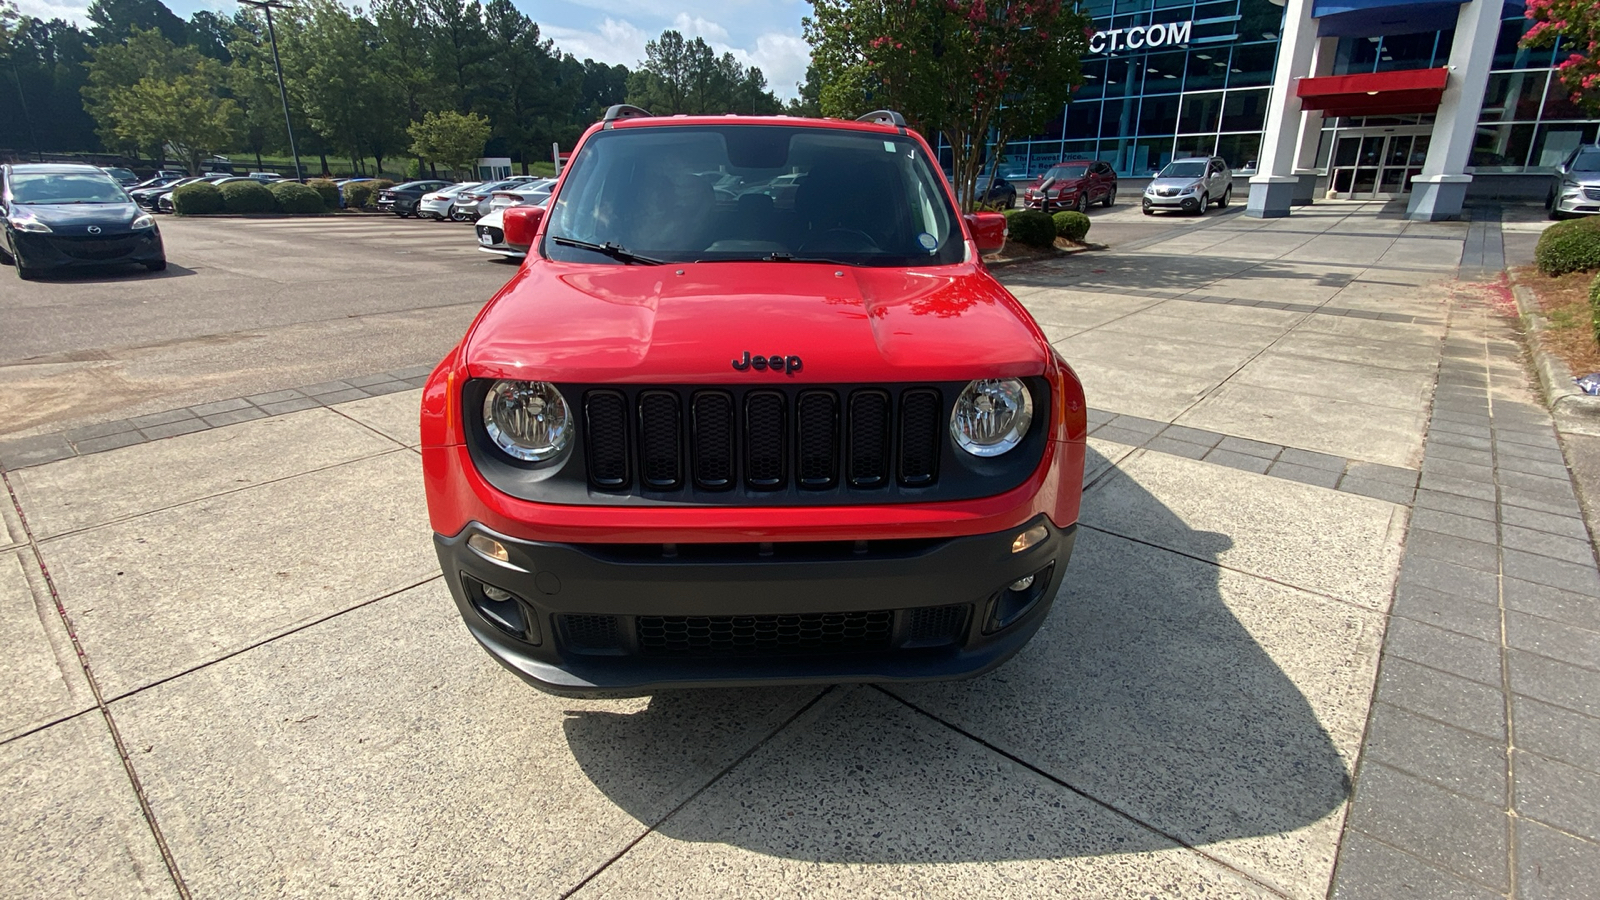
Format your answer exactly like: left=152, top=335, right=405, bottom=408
left=483, top=380, right=571, bottom=462
left=951, top=379, right=1033, bottom=457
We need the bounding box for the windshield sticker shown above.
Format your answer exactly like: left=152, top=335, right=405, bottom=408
left=917, top=232, right=938, bottom=251
left=884, top=141, right=896, bottom=152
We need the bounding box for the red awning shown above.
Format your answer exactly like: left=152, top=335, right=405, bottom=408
left=1296, top=68, right=1450, bottom=117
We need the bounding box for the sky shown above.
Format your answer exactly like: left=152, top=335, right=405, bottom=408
left=13, top=0, right=815, bottom=99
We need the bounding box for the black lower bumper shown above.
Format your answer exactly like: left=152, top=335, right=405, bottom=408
left=12, top=230, right=165, bottom=271
left=436, top=517, right=1076, bottom=696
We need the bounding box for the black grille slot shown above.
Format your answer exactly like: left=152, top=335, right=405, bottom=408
left=796, top=391, right=839, bottom=489
left=848, top=390, right=891, bottom=488
left=744, top=391, right=787, bottom=490
left=561, top=615, right=622, bottom=653
left=637, top=391, right=683, bottom=490
left=898, top=389, right=941, bottom=486
left=691, top=391, right=736, bottom=490
left=905, top=604, right=969, bottom=647
left=584, top=391, right=629, bottom=488
left=637, top=611, right=893, bottom=656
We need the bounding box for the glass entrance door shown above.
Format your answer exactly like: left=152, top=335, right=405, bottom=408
left=1329, top=131, right=1430, bottom=199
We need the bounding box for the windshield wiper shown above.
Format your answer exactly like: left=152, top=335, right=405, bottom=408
left=758, top=252, right=856, bottom=266
left=550, top=236, right=663, bottom=266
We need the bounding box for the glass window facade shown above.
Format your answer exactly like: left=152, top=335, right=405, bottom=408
left=977, top=0, right=1599, bottom=180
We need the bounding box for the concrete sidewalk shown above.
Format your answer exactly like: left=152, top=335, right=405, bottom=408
left=3, top=203, right=1596, bottom=899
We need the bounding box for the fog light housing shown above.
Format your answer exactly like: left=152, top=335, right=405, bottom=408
left=463, top=575, right=541, bottom=645
left=985, top=563, right=1055, bottom=634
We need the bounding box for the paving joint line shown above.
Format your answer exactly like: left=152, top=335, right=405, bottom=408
left=556, top=685, right=839, bottom=899
left=872, top=684, right=1299, bottom=900
left=0, top=467, right=194, bottom=900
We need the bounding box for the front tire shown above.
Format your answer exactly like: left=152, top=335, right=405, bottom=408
left=1075, top=193, right=1089, bottom=213
left=1103, top=189, right=1115, bottom=208
left=1217, top=187, right=1231, bottom=209
left=1195, top=194, right=1208, bottom=216
left=145, top=260, right=167, bottom=272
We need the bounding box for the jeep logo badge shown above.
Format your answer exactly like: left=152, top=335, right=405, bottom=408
left=732, top=351, right=802, bottom=375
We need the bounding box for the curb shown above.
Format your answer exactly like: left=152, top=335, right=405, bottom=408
left=1509, top=279, right=1600, bottom=429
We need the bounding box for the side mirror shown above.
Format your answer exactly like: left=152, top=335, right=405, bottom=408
left=502, top=205, right=546, bottom=248
left=966, top=211, right=1007, bottom=254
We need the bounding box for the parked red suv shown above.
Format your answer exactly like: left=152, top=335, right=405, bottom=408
left=422, top=107, right=1088, bottom=695
left=1022, top=160, right=1118, bottom=213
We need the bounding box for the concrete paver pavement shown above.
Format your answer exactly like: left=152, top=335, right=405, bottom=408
left=3, top=203, right=1598, bottom=897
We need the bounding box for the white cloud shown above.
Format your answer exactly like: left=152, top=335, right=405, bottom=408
left=542, top=17, right=652, bottom=67
left=742, top=32, right=810, bottom=97
left=671, top=13, right=729, bottom=43
left=15, top=0, right=91, bottom=24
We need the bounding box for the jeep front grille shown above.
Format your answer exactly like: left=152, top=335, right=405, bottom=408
left=582, top=385, right=942, bottom=495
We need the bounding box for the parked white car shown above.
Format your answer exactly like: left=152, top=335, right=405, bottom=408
left=488, top=179, right=555, bottom=213
left=418, top=182, right=482, bottom=220
left=475, top=195, right=551, bottom=259
left=451, top=177, right=540, bottom=221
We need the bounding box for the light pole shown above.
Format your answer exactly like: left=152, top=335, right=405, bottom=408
left=239, top=0, right=303, bottom=181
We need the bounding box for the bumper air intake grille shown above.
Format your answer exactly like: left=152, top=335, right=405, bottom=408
left=637, top=611, right=893, bottom=656
left=905, top=604, right=969, bottom=647
left=561, top=615, right=621, bottom=652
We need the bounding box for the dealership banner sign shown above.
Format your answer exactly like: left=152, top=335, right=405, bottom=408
left=1088, top=20, right=1192, bottom=54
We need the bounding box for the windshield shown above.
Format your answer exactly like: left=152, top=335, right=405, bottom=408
left=544, top=125, right=963, bottom=266
left=1572, top=151, right=1600, bottom=173
left=10, top=172, right=129, bottom=204
left=1159, top=162, right=1208, bottom=179
left=1046, top=165, right=1090, bottom=180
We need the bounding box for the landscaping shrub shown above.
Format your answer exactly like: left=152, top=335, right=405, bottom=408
left=307, top=178, right=340, bottom=210
left=1535, top=216, right=1600, bottom=276
left=1052, top=210, right=1092, bottom=242
left=269, top=181, right=325, bottom=214
left=218, top=180, right=276, bottom=213
left=343, top=181, right=376, bottom=209
left=362, top=179, right=395, bottom=208
left=170, top=182, right=222, bottom=215
left=1007, top=209, right=1057, bottom=249
left=1590, top=271, right=1600, bottom=346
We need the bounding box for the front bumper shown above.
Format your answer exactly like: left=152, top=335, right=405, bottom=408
left=438, top=517, right=1075, bottom=696
left=11, top=229, right=165, bottom=271
left=1024, top=194, right=1073, bottom=212
left=1143, top=193, right=1200, bottom=211
left=1554, top=188, right=1600, bottom=216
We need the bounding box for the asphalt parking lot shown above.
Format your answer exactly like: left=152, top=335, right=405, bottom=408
left=5, top=202, right=1599, bottom=898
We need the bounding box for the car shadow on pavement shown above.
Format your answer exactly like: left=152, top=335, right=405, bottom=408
left=560, top=446, right=1351, bottom=865
left=7, top=262, right=198, bottom=283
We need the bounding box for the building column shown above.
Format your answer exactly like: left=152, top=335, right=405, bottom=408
left=1407, top=0, right=1503, bottom=221
left=1248, top=0, right=1318, bottom=218
left=1291, top=36, right=1339, bottom=204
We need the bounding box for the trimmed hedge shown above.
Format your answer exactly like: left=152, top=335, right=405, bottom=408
left=1007, top=209, right=1057, bottom=249
left=1052, top=210, right=1092, bottom=242
left=307, top=178, right=340, bottom=210
left=269, top=181, right=325, bottom=214
left=218, top=180, right=276, bottom=214
left=170, top=182, right=222, bottom=215
left=1590, top=272, right=1600, bottom=347
left=364, top=179, right=395, bottom=208
left=343, top=181, right=376, bottom=209
left=1535, top=217, right=1600, bottom=276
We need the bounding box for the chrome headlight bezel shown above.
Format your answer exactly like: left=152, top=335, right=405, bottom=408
left=481, top=380, right=573, bottom=463
left=131, top=212, right=155, bottom=229
left=951, top=378, right=1035, bottom=457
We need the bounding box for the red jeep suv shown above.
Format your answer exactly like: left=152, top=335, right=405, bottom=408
left=422, top=107, right=1088, bottom=695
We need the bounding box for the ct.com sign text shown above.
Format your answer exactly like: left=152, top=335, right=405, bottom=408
left=1088, top=20, right=1192, bottom=54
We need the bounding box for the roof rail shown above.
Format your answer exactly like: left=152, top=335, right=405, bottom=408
left=855, top=110, right=907, bottom=132
left=601, top=104, right=654, bottom=129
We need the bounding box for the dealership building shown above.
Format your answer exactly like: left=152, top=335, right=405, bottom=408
left=996, top=0, right=1598, bottom=219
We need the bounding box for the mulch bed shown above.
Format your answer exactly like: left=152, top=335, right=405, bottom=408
left=1516, top=265, right=1600, bottom=377
left=984, top=238, right=1100, bottom=267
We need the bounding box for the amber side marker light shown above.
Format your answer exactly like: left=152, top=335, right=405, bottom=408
left=468, top=534, right=510, bottom=563
left=1012, top=524, right=1049, bottom=554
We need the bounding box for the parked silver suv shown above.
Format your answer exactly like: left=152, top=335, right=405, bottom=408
left=1549, top=145, right=1600, bottom=219
left=1143, top=156, right=1232, bottom=215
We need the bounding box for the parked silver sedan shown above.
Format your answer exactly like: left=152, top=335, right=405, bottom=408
left=1143, top=157, right=1233, bottom=215
left=418, top=182, right=482, bottom=221
left=450, top=178, right=540, bottom=221
left=1549, top=146, right=1600, bottom=219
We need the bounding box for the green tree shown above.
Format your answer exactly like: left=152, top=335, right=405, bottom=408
left=86, top=0, right=187, bottom=45
left=1523, top=0, right=1600, bottom=115
left=408, top=108, right=490, bottom=177
left=424, top=0, right=490, bottom=111
left=280, top=1, right=404, bottom=175
left=805, top=0, right=1090, bottom=210
left=83, top=28, right=240, bottom=172
left=481, top=0, right=560, bottom=173
left=627, top=29, right=781, bottom=115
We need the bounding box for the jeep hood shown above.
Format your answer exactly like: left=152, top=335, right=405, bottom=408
left=465, top=260, right=1050, bottom=383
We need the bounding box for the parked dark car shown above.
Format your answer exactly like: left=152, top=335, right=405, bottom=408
left=1, top=163, right=166, bottom=279
left=377, top=180, right=453, bottom=216
left=1023, top=160, right=1118, bottom=213
left=128, top=174, right=185, bottom=193
left=943, top=172, right=1018, bottom=209
left=101, top=167, right=140, bottom=186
